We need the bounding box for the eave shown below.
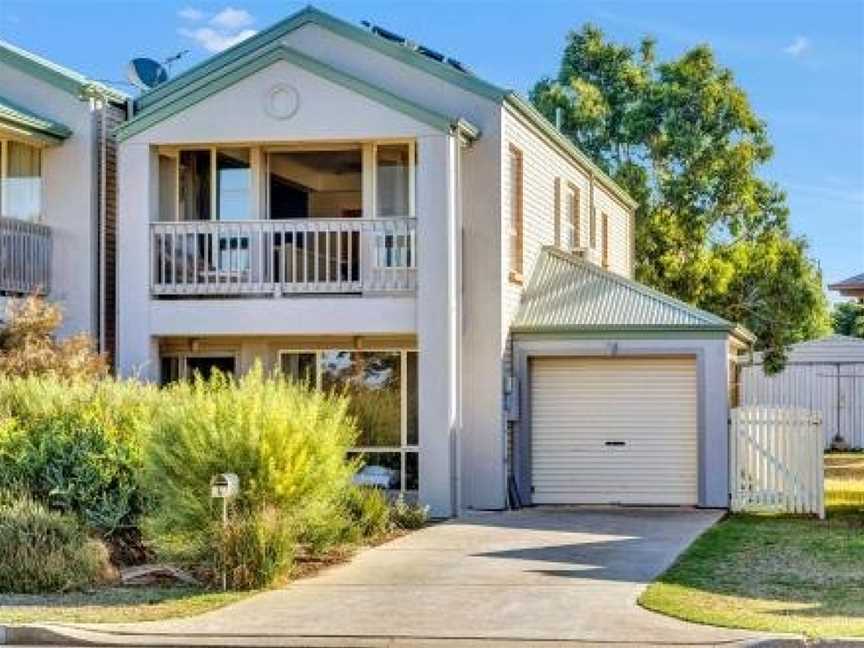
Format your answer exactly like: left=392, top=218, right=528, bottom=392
left=0, top=94, right=72, bottom=145
left=0, top=39, right=127, bottom=105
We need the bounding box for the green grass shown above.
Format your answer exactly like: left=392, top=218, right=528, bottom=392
left=640, top=452, right=864, bottom=638
left=0, top=587, right=248, bottom=624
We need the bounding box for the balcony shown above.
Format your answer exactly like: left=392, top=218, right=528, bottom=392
left=0, top=216, right=51, bottom=295
left=151, top=218, right=416, bottom=297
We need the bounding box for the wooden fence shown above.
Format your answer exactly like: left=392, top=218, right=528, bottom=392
left=729, top=406, right=824, bottom=518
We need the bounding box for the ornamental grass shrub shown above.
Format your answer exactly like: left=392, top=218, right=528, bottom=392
left=0, top=493, right=115, bottom=593
left=142, top=365, right=373, bottom=589
left=0, top=376, right=156, bottom=537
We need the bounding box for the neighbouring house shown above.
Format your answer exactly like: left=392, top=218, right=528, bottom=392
left=0, top=39, right=126, bottom=354
left=741, top=335, right=864, bottom=449
left=107, top=6, right=753, bottom=516
left=830, top=272, right=864, bottom=302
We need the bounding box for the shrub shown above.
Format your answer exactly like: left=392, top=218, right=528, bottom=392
left=0, top=376, right=155, bottom=537
left=390, top=496, right=428, bottom=530
left=220, top=506, right=297, bottom=590
left=0, top=296, right=107, bottom=379
left=142, top=366, right=362, bottom=589
left=0, top=493, right=114, bottom=593
left=344, top=486, right=392, bottom=540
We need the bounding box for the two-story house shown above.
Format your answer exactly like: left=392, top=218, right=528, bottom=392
left=115, top=6, right=752, bottom=517
left=0, top=40, right=126, bottom=353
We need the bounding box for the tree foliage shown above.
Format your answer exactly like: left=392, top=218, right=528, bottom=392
left=0, top=296, right=108, bottom=379
left=832, top=301, right=864, bottom=338
left=531, top=26, right=830, bottom=370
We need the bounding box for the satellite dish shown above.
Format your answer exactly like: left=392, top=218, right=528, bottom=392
left=126, top=58, right=168, bottom=91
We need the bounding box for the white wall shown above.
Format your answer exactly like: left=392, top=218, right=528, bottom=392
left=0, top=62, right=98, bottom=339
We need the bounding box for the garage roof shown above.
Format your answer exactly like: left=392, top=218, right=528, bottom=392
left=513, top=247, right=754, bottom=342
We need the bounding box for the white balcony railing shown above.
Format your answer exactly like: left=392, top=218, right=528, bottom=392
left=0, top=217, right=51, bottom=295
left=151, top=218, right=417, bottom=297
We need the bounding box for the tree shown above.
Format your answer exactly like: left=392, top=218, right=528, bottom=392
left=531, top=26, right=830, bottom=371
left=0, top=295, right=107, bottom=379
left=832, top=301, right=864, bottom=338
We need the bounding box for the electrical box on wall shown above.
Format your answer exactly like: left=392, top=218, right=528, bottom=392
left=504, top=376, right=520, bottom=421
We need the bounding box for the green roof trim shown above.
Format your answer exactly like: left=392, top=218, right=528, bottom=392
left=117, top=44, right=479, bottom=143
left=0, top=94, right=72, bottom=144
left=0, top=39, right=127, bottom=104
left=126, top=5, right=634, bottom=208
left=512, top=247, right=755, bottom=343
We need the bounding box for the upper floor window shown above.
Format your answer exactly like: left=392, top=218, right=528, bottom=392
left=217, top=149, right=251, bottom=220
left=508, top=145, right=523, bottom=282
left=376, top=143, right=414, bottom=218
left=601, top=212, right=610, bottom=269
left=158, top=142, right=415, bottom=222
left=0, top=140, right=42, bottom=222
left=561, top=182, right=580, bottom=252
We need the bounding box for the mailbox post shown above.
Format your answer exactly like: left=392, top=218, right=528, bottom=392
left=210, top=473, right=240, bottom=590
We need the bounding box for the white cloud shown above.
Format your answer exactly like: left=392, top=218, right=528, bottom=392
left=209, top=7, right=254, bottom=30
left=783, top=36, right=811, bottom=57
left=179, top=26, right=257, bottom=53
left=178, top=7, right=205, bottom=21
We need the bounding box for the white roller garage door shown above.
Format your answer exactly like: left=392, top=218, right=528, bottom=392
left=530, top=356, right=698, bottom=505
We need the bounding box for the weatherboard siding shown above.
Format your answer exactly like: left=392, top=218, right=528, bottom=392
left=500, top=107, right=633, bottom=352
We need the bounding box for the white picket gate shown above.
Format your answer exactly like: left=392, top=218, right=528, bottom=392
left=729, top=406, right=825, bottom=518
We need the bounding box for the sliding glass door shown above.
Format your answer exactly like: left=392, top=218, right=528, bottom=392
left=279, top=349, right=419, bottom=496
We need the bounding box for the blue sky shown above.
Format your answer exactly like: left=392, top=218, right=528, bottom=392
left=3, top=0, right=862, bottom=298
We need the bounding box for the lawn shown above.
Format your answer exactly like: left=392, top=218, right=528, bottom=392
left=640, top=453, right=864, bottom=638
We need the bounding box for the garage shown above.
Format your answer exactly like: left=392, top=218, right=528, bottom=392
left=510, top=247, right=755, bottom=508
left=530, top=356, right=698, bottom=505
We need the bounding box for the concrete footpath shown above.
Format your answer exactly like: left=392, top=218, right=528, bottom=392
left=1, top=508, right=795, bottom=647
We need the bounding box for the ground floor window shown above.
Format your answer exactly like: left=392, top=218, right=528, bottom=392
left=159, top=353, right=237, bottom=385
left=279, top=349, right=419, bottom=496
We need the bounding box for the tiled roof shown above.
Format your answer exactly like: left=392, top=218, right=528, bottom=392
left=513, top=247, right=753, bottom=340
left=829, top=272, right=864, bottom=289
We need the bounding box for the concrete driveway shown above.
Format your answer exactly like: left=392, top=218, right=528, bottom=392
left=47, top=508, right=766, bottom=646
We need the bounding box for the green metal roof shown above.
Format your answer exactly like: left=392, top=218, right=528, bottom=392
left=0, top=38, right=127, bottom=104
left=513, top=247, right=754, bottom=342
left=0, top=94, right=72, bottom=144
left=117, top=44, right=480, bottom=142
left=125, top=5, right=635, bottom=208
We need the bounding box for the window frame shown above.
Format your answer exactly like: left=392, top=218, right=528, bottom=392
left=561, top=182, right=580, bottom=252
left=159, top=351, right=239, bottom=384
left=372, top=141, right=416, bottom=220
left=160, top=141, right=417, bottom=223
left=277, top=348, right=419, bottom=494
left=0, top=137, right=45, bottom=223
left=601, top=211, right=610, bottom=269
left=508, top=144, right=524, bottom=283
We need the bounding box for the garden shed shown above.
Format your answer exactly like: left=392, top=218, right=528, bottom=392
left=740, top=335, right=864, bottom=448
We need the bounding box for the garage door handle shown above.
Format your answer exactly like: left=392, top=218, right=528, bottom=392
left=605, top=441, right=626, bottom=447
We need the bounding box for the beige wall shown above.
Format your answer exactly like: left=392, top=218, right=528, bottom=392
left=159, top=334, right=417, bottom=374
